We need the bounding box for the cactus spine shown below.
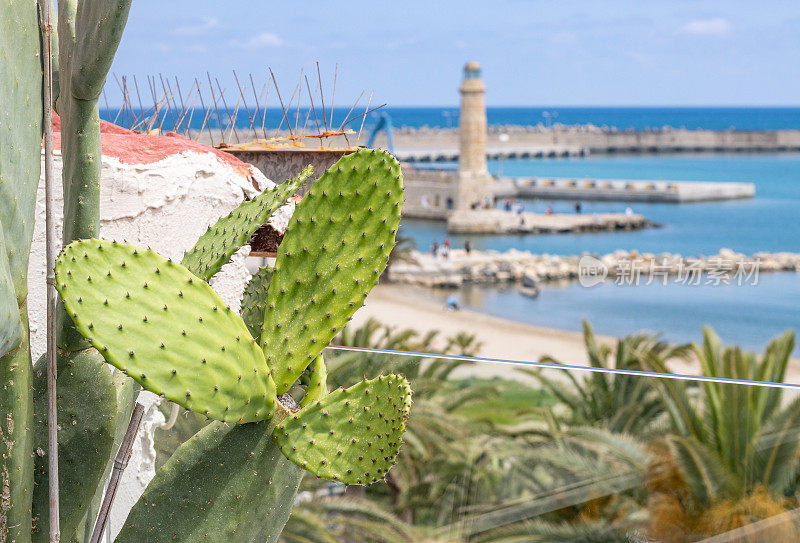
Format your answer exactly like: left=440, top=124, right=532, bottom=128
left=0, top=1, right=44, bottom=539
left=57, top=150, right=412, bottom=541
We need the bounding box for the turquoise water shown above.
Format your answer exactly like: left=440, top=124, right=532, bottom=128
left=402, top=153, right=800, bottom=255
left=401, top=153, right=800, bottom=350
left=419, top=274, right=800, bottom=354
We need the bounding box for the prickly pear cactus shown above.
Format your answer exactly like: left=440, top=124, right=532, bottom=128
left=263, top=150, right=403, bottom=394
left=55, top=0, right=133, bottom=350
left=31, top=350, right=119, bottom=540
left=54, top=240, right=277, bottom=423
left=240, top=265, right=273, bottom=339
left=182, top=166, right=311, bottom=282
left=0, top=1, right=44, bottom=539
left=116, top=419, right=302, bottom=543
left=29, top=1, right=135, bottom=540
left=56, top=149, right=412, bottom=542
left=0, top=228, right=20, bottom=356
left=274, top=374, right=412, bottom=484
left=300, top=354, right=327, bottom=408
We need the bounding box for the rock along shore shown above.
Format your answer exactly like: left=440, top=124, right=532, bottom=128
left=389, top=248, right=800, bottom=288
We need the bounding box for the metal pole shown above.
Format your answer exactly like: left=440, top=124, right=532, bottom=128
left=89, top=403, right=145, bottom=543
left=40, top=0, right=60, bottom=540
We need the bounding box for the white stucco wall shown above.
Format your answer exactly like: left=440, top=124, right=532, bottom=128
left=28, top=149, right=279, bottom=539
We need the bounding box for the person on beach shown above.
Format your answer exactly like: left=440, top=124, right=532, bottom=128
left=546, top=205, right=554, bottom=215
left=575, top=201, right=582, bottom=213
left=440, top=243, right=450, bottom=260
left=515, top=201, right=524, bottom=214
left=431, top=240, right=439, bottom=257
left=465, top=240, right=472, bottom=254
left=446, top=294, right=460, bottom=311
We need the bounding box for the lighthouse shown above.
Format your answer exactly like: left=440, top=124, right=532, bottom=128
left=456, top=61, right=492, bottom=209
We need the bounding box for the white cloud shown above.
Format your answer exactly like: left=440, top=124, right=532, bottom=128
left=229, top=32, right=284, bottom=49
left=679, top=17, right=731, bottom=36
left=174, top=17, right=219, bottom=36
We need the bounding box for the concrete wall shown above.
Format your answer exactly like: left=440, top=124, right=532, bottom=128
left=388, top=126, right=800, bottom=162
left=401, top=168, right=457, bottom=219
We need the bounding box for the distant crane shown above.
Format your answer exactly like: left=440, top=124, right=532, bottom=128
left=366, top=112, right=394, bottom=154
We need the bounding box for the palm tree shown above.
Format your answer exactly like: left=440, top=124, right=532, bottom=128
left=642, top=327, right=800, bottom=541
left=525, top=320, right=691, bottom=437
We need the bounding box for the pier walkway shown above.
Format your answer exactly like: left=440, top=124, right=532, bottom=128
left=396, top=145, right=588, bottom=162
left=446, top=209, right=653, bottom=234
left=495, top=176, right=755, bottom=203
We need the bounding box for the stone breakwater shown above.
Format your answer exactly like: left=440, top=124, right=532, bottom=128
left=446, top=209, right=654, bottom=234
left=389, top=249, right=800, bottom=288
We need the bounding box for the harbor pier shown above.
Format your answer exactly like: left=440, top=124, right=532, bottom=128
left=495, top=176, right=755, bottom=203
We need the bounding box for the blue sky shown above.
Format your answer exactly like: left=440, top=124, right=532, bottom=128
left=105, top=0, right=800, bottom=107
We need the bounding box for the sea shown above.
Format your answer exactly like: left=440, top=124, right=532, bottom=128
left=102, top=106, right=800, bottom=353
left=389, top=107, right=800, bottom=354
left=403, top=152, right=800, bottom=354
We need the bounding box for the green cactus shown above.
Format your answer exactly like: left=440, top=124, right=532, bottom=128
left=300, top=354, right=328, bottom=408
left=73, top=370, right=139, bottom=543
left=55, top=149, right=411, bottom=541
left=31, top=350, right=120, bottom=539
left=55, top=0, right=132, bottom=351
left=0, top=1, right=44, bottom=539
left=240, top=265, right=274, bottom=338
left=0, top=228, right=21, bottom=356
left=54, top=240, right=277, bottom=423
left=28, top=1, right=134, bottom=540
left=274, top=373, right=412, bottom=484
left=116, top=419, right=302, bottom=543
left=181, top=165, right=311, bottom=282
left=263, top=151, right=403, bottom=394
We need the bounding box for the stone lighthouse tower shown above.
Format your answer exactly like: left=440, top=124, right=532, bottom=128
left=456, top=61, right=492, bottom=209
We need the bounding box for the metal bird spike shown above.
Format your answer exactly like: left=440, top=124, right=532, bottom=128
left=269, top=68, right=294, bottom=137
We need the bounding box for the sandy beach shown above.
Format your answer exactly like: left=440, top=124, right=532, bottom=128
left=351, top=283, right=604, bottom=374
left=352, top=283, right=800, bottom=383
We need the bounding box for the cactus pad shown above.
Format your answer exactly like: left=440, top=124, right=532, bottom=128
left=117, top=420, right=302, bottom=543
left=31, top=350, right=119, bottom=543
left=55, top=239, right=277, bottom=423
left=300, top=354, right=328, bottom=408
left=0, top=235, right=20, bottom=357
left=240, top=266, right=273, bottom=339
left=181, top=167, right=311, bottom=282
left=273, top=373, right=412, bottom=485
left=263, top=150, right=403, bottom=393
left=70, top=0, right=133, bottom=100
